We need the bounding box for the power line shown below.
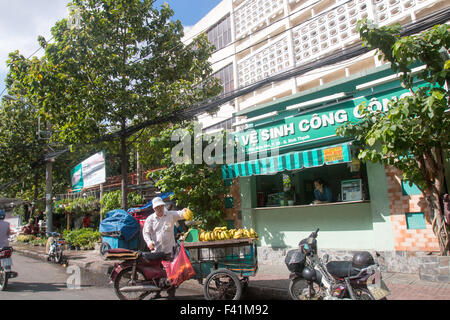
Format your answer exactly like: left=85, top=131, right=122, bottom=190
left=94, top=7, right=450, bottom=142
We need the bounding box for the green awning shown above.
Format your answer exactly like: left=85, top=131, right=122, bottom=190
left=222, top=142, right=352, bottom=179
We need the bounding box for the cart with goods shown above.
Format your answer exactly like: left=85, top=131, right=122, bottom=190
left=182, top=226, right=259, bottom=300
left=99, top=209, right=141, bottom=259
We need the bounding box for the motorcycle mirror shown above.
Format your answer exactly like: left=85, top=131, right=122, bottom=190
left=321, top=253, right=329, bottom=263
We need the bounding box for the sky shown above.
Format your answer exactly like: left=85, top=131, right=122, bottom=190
left=0, top=0, right=222, bottom=97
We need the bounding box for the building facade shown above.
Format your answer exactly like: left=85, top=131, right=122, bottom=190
left=182, top=0, right=450, bottom=268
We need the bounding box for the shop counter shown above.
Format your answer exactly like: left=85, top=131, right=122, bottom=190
left=250, top=200, right=374, bottom=249
left=254, top=200, right=370, bottom=211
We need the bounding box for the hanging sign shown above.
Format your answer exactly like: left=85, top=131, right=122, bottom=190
left=71, top=151, right=106, bottom=191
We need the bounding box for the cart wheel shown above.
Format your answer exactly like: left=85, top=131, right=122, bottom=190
left=204, top=268, right=242, bottom=300
left=99, top=242, right=111, bottom=260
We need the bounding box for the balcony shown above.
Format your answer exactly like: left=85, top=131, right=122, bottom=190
left=234, top=0, right=285, bottom=40
left=234, top=0, right=441, bottom=89
left=237, top=35, right=290, bottom=88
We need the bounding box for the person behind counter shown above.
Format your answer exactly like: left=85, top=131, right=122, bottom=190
left=313, top=178, right=333, bottom=204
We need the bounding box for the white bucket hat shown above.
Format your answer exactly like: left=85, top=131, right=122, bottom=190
left=152, top=197, right=165, bottom=209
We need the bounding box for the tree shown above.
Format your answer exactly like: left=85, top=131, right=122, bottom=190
left=336, top=21, right=450, bottom=255
left=29, top=0, right=221, bottom=210
left=148, top=123, right=230, bottom=230
left=0, top=95, right=45, bottom=203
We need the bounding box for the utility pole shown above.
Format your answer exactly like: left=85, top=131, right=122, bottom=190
left=43, top=121, right=53, bottom=236
left=45, top=156, right=53, bottom=235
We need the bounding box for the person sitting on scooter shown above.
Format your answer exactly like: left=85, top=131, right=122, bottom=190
left=0, top=209, right=11, bottom=248
left=142, top=197, right=192, bottom=299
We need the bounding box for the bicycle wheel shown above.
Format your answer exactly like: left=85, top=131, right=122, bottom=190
left=204, top=268, right=242, bottom=300
left=0, top=267, right=8, bottom=291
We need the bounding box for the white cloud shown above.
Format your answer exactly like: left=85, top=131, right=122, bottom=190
left=0, top=0, right=71, bottom=92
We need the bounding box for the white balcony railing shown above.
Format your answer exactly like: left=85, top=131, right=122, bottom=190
left=234, top=0, right=285, bottom=40
left=237, top=35, right=290, bottom=87
left=234, top=0, right=440, bottom=88
left=292, top=0, right=369, bottom=66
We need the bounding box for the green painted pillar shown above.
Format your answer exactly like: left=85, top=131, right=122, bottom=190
left=366, top=161, right=395, bottom=251
left=239, top=176, right=256, bottom=229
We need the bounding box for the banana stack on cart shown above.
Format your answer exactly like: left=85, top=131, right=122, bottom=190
left=181, top=225, right=259, bottom=300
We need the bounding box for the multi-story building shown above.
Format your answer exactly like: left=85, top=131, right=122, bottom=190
left=183, top=0, right=450, bottom=276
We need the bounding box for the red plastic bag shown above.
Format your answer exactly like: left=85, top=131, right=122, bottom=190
left=161, top=242, right=196, bottom=287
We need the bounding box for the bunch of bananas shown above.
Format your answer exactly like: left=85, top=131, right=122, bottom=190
left=199, top=226, right=259, bottom=242
left=183, top=208, right=194, bottom=221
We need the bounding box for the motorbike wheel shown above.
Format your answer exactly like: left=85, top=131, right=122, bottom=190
left=289, top=279, right=321, bottom=300
left=204, top=268, right=242, bottom=300
left=114, top=267, right=151, bottom=300
left=55, top=246, right=63, bottom=264
left=99, top=242, right=111, bottom=260
left=0, top=268, right=8, bottom=291
left=353, top=287, right=375, bottom=300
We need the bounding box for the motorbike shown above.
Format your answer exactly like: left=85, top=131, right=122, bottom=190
left=109, top=248, right=174, bottom=300
left=47, top=232, right=66, bottom=265
left=285, top=228, right=390, bottom=300
left=0, top=247, right=18, bottom=291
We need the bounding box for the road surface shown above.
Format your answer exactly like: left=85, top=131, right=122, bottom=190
left=0, top=254, right=204, bottom=300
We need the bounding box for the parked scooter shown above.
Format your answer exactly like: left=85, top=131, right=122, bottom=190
left=0, top=247, right=18, bottom=291
left=46, top=232, right=66, bottom=265
left=285, top=228, right=390, bottom=300
left=109, top=249, right=174, bottom=300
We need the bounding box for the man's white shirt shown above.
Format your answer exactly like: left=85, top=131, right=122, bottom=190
left=142, top=209, right=184, bottom=254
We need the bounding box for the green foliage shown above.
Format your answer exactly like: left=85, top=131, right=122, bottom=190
left=16, top=234, right=36, bottom=243
left=54, top=196, right=100, bottom=216
left=147, top=123, right=230, bottom=230
left=337, top=21, right=450, bottom=253
left=63, top=228, right=101, bottom=250
left=337, top=22, right=449, bottom=192
left=29, top=236, right=48, bottom=247
left=100, top=190, right=143, bottom=216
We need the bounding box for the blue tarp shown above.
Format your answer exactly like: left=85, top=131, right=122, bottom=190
left=99, top=209, right=140, bottom=242
left=127, top=191, right=174, bottom=214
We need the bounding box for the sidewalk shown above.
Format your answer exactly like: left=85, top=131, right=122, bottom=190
left=11, top=242, right=450, bottom=300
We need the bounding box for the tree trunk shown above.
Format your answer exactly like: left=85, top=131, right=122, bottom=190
left=121, top=119, right=128, bottom=211
left=420, top=148, right=449, bottom=255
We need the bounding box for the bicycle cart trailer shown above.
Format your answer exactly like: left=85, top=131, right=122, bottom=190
left=183, top=238, right=258, bottom=300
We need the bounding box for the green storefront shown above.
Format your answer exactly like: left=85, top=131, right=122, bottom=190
left=223, top=65, right=429, bottom=252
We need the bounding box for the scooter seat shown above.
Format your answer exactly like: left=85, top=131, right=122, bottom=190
left=141, top=251, right=166, bottom=261
left=326, top=261, right=361, bottom=278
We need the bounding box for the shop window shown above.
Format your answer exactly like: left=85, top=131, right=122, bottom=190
left=255, top=162, right=370, bottom=207
left=405, top=212, right=427, bottom=230
left=401, top=180, right=422, bottom=196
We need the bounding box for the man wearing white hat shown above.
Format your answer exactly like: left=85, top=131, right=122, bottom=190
left=142, top=197, right=191, bottom=255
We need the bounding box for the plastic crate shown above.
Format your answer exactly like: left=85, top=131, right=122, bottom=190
left=102, top=235, right=139, bottom=250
